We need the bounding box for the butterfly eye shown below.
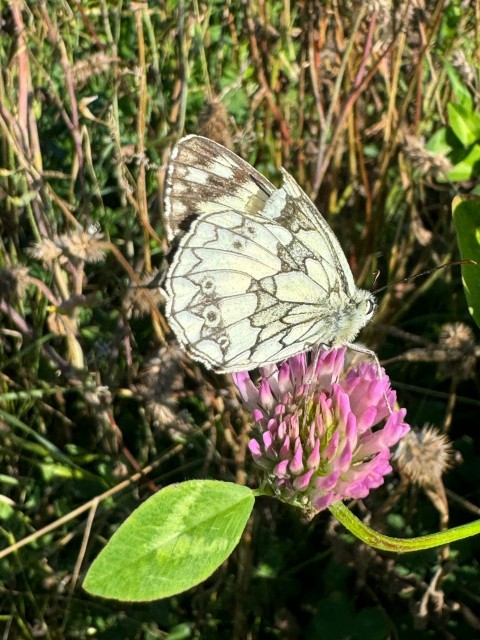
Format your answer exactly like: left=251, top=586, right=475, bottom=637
left=365, top=297, right=376, bottom=317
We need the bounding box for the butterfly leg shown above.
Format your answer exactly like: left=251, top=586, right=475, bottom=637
left=345, top=343, right=394, bottom=415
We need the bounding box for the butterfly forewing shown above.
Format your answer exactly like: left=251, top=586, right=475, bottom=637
left=164, top=136, right=374, bottom=373
left=164, top=135, right=274, bottom=241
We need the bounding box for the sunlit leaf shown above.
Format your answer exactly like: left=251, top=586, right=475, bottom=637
left=447, top=144, right=480, bottom=181
left=425, top=127, right=457, bottom=155
left=83, top=480, right=255, bottom=601
left=445, top=63, right=474, bottom=111
left=447, top=103, right=480, bottom=148
left=452, top=195, right=480, bottom=328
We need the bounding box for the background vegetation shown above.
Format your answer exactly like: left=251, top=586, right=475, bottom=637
left=1, top=0, right=480, bottom=637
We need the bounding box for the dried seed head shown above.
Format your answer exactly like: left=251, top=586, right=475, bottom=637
left=72, top=53, right=120, bottom=89
left=439, top=321, right=475, bottom=351
left=402, top=134, right=452, bottom=178
left=395, top=424, right=451, bottom=487
left=137, top=345, right=187, bottom=431
left=451, top=50, right=475, bottom=86
left=0, top=266, right=29, bottom=302
left=129, top=270, right=164, bottom=317
left=197, top=101, right=233, bottom=149
left=364, top=0, right=419, bottom=47
left=29, top=229, right=106, bottom=264
left=365, top=0, right=393, bottom=26
left=59, top=229, right=105, bottom=263
left=47, top=310, right=68, bottom=336
left=438, top=322, right=477, bottom=381
left=28, top=238, right=63, bottom=263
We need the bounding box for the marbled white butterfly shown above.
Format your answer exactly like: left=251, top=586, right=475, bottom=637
left=164, top=135, right=376, bottom=373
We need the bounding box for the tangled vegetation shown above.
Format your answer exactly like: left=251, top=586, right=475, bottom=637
left=1, top=1, right=479, bottom=638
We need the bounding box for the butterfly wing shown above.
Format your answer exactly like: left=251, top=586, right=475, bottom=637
left=165, top=136, right=371, bottom=372
left=164, top=135, right=275, bottom=241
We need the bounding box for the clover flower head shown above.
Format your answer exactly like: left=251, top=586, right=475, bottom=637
left=233, top=348, right=409, bottom=513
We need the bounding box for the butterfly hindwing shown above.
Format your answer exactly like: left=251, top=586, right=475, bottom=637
left=166, top=214, right=335, bottom=369
left=164, top=136, right=375, bottom=372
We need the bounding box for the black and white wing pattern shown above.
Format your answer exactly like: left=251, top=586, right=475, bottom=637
left=164, top=135, right=274, bottom=241
left=164, top=135, right=375, bottom=373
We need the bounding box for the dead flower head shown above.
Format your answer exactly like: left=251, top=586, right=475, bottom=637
left=395, top=424, right=451, bottom=488
left=197, top=100, right=233, bottom=149
left=402, top=134, right=452, bottom=179
left=128, top=270, right=164, bottom=317
left=438, top=322, right=477, bottom=381
left=29, top=228, right=105, bottom=265
left=28, top=238, right=63, bottom=263
left=0, top=266, right=30, bottom=302
left=72, top=53, right=120, bottom=89
left=451, top=50, right=475, bottom=86
left=137, top=345, right=189, bottom=434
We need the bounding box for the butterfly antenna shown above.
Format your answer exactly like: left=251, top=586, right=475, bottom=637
left=372, top=260, right=476, bottom=295
left=371, top=269, right=381, bottom=288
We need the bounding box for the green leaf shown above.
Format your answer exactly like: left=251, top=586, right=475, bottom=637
left=83, top=480, right=255, bottom=601
left=425, top=127, right=455, bottom=155
left=7, top=191, right=38, bottom=207
left=352, top=608, right=390, bottom=640
left=447, top=103, right=480, bottom=147
left=224, top=87, right=250, bottom=123
left=452, top=195, right=480, bottom=328
left=447, top=144, right=480, bottom=181
left=445, top=62, right=474, bottom=111
left=165, top=623, right=194, bottom=640
left=39, top=463, right=90, bottom=482
left=310, top=597, right=356, bottom=640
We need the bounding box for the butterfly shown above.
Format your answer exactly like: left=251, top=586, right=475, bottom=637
left=163, top=135, right=376, bottom=373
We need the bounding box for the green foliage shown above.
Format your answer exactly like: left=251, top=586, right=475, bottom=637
left=309, top=597, right=391, bottom=640
left=452, top=195, right=480, bottom=328
left=426, top=65, right=480, bottom=181
left=84, top=481, right=254, bottom=601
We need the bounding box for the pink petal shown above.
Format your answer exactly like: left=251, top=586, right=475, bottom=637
left=307, top=439, right=321, bottom=469
left=259, top=379, right=275, bottom=410
left=312, top=492, right=335, bottom=511
left=274, top=459, right=289, bottom=477
left=289, top=439, right=304, bottom=474
left=279, top=434, right=291, bottom=458
left=293, top=469, right=314, bottom=491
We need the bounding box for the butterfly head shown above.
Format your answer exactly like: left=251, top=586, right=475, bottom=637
left=331, top=288, right=376, bottom=348
left=358, top=289, right=377, bottom=322
left=355, top=288, right=376, bottom=326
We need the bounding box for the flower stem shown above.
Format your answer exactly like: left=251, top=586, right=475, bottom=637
left=329, top=502, right=480, bottom=552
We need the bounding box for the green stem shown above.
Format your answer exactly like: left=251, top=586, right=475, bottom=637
left=329, top=502, right=480, bottom=552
